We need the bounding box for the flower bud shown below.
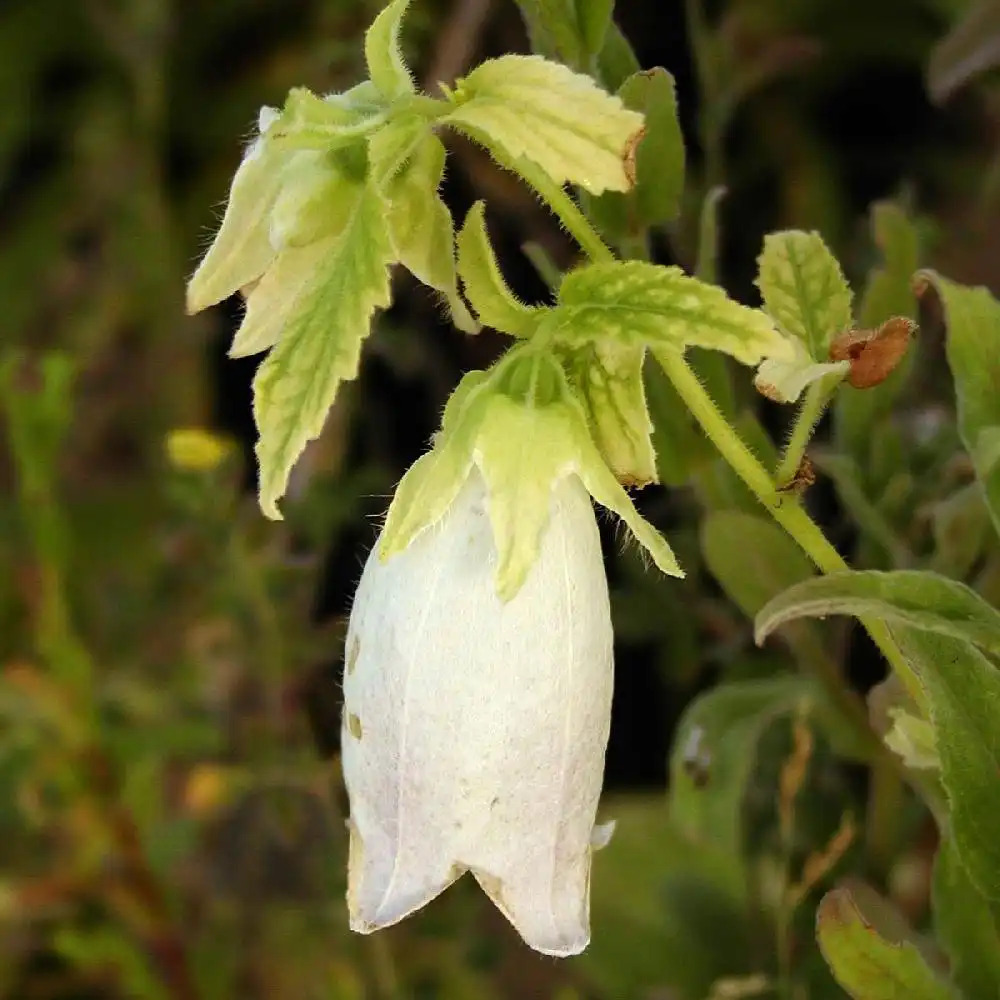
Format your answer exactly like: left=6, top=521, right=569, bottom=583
left=342, top=468, right=613, bottom=956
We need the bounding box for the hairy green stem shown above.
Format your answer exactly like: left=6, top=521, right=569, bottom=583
left=775, top=376, right=839, bottom=486
left=653, top=348, right=926, bottom=713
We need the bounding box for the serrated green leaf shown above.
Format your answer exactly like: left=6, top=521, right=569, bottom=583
left=669, top=675, right=816, bottom=887
left=932, top=835, right=1000, bottom=999
left=457, top=201, right=538, bottom=337
left=892, top=627, right=1000, bottom=901
left=917, top=270, right=1000, bottom=538
left=755, top=569, right=1000, bottom=656
left=547, top=261, right=789, bottom=365
left=253, top=184, right=393, bottom=519
left=442, top=54, right=644, bottom=195
left=587, top=68, right=686, bottom=245
left=817, top=887, right=958, bottom=1000
left=230, top=177, right=366, bottom=358
left=382, top=132, right=477, bottom=332
left=364, top=0, right=414, bottom=100
left=562, top=341, right=657, bottom=486
left=756, top=230, right=853, bottom=360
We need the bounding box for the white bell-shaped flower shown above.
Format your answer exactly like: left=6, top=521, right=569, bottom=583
left=341, top=467, right=613, bottom=957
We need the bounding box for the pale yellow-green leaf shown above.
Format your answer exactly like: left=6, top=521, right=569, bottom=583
left=457, top=201, right=538, bottom=337
left=441, top=54, right=644, bottom=195
left=384, top=133, right=477, bottom=332
left=253, top=184, right=393, bottom=518
left=756, top=230, right=853, bottom=359
left=564, top=341, right=657, bottom=486
left=549, top=261, right=790, bottom=366
left=364, top=0, right=414, bottom=100
left=753, top=339, right=849, bottom=403
left=186, top=134, right=282, bottom=313
left=379, top=371, right=491, bottom=559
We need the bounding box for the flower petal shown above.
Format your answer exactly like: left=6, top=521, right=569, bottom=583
left=343, top=469, right=612, bottom=956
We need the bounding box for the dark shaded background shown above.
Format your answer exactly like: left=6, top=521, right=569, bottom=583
left=3, top=0, right=1000, bottom=997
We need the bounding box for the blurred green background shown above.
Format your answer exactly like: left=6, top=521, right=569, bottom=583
left=3, top=0, right=1000, bottom=997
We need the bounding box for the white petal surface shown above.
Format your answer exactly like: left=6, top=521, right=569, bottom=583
left=342, top=469, right=613, bottom=956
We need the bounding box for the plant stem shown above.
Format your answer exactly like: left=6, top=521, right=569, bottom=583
left=530, top=156, right=926, bottom=719
left=775, top=377, right=838, bottom=487
left=512, top=157, right=615, bottom=265
left=653, top=348, right=926, bottom=713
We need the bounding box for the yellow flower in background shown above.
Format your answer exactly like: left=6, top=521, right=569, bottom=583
left=166, top=428, right=232, bottom=472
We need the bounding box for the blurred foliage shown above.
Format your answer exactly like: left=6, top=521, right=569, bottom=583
left=3, top=0, right=1000, bottom=997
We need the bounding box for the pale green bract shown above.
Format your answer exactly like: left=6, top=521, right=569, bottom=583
left=364, top=0, right=414, bottom=100
left=441, top=54, right=645, bottom=195
left=561, top=341, right=657, bottom=487
left=379, top=347, right=682, bottom=601
left=456, top=202, right=539, bottom=337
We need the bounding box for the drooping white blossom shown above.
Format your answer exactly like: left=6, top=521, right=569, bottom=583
left=342, top=468, right=613, bottom=957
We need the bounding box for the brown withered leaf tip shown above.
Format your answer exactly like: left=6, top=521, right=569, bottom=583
left=623, top=126, right=645, bottom=187
left=778, top=454, right=816, bottom=495
left=828, top=316, right=915, bottom=389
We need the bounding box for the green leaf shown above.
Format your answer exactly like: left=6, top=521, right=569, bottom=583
left=930, top=482, right=993, bottom=580
left=576, top=0, right=615, bottom=56
left=754, top=569, right=1000, bottom=657
left=702, top=511, right=816, bottom=621
left=595, top=20, right=641, bottom=91
left=755, top=230, right=854, bottom=360
left=817, top=886, right=958, bottom=1000
left=811, top=452, right=913, bottom=567
left=186, top=122, right=284, bottom=313
left=364, top=0, right=414, bottom=100
left=514, top=0, right=586, bottom=68
left=456, top=202, right=538, bottom=337
left=916, top=270, right=1000, bottom=538
left=669, top=675, right=816, bottom=886
left=587, top=68, right=685, bottom=244
left=547, top=261, right=789, bottom=366
left=932, top=834, right=1000, bottom=999
left=836, top=202, right=921, bottom=467
left=442, top=54, right=645, bottom=195
left=381, top=132, right=477, bottom=332
left=230, top=173, right=366, bottom=358
left=253, top=183, right=393, bottom=518
left=892, top=628, right=1000, bottom=901
left=562, top=341, right=657, bottom=486
left=928, top=0, right=1000, bottom=102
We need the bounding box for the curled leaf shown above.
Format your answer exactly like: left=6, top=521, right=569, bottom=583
left=828, top=317, right=915, bottom=389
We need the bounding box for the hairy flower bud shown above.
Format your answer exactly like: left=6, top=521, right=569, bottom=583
left=342, top=468, right=613, bottom=956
